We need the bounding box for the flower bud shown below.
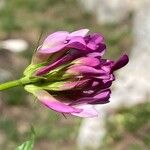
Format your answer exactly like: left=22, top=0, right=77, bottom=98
left=24, top=29, right=129, bottom=117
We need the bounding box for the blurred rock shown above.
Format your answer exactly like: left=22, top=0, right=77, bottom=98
left=96, top=0, right=130, bottom=24
left=0, top=132, right=6, bottom=145
left=77, top=116, right=106, bottom=150
left=0, top=39, right=29, bottom=53
left=78, top=0, right=129, bottom=24
left=0, top=0, right=5, bottom=10
left=0, top=68, right=12, bottom=82
left=78, top=0, right=150, bottom=24
left=78, top=0, right=98, bottom=13
left=0, top=49, right=28, bottom=83
left=111, top=3, right=150, bottom=106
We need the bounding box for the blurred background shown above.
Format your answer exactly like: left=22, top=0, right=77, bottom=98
left=0, top=0, right=149, bottom=150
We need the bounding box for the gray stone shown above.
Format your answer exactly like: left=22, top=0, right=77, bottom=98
left=0, top=68, right=12, bottom=82
left=0, top=39, right=29, bottom=53
left=78, top=0, right=150, bottom=24
left=0, top=0, right=5, bottom=10
left=96, top=0, right=130, bottom=24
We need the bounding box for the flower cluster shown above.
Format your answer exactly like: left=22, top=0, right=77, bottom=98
left=24, top=29, right=129, bottom=117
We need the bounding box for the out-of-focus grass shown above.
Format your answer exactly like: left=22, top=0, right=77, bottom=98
left=0, top=104, right=80, bottom=150
left=3, top=87, right=26, bottom=105
left=0, top=0, right=132, bottom=58
left=101, top=102, right=150, bottom=150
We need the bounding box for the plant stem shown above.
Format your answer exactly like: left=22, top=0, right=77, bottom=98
left=0, top=79, right=22, bottom=91
left=0, top=77, right=40, bottom=91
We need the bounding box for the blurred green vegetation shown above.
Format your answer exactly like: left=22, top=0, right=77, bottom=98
left=0, top=0, right=132, bottom=58
left=0, top=106, right=80, bottom=150
left=0, top=0, right=149, bottom=150
left=101, top=102, right=150, bottom=150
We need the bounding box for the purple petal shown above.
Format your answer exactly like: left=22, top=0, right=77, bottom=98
left=93, top=74, right=111, bottom=80
left=96, top=43, right=106, bottom=55
left=86, top=33, right=106, bottom=51
left=36, top=54, right=74, bottom=76
left=61, top=79, right=90, bottom=90
left=36, top=90, right=82, bottom=113
left=87, top=52, right=102, bottom=58
left=73, top=57, right=100, bottom=67
left=67, top=36, right=86, bottom=50
left=69, top=29, right=89, bottom=37
left=102, top=80, right=113, bottom=89
left=94, top=74, right=115, bottom=89
left=86, top=41, right=97, bottom=50
left=101, top=66, right=111, bottom=73
left=71, top=105, right=98, bottom=118
left=69, top=97, right=94, bottom=106
left=90, top=33, right=105, bottom=44
left=69, top=89, right=110, bottom=106
left=112, top=54, right=129, bottom=71
left=67, top=65, right=106, bottom=76
left=89, top=89, right=111, bottom=104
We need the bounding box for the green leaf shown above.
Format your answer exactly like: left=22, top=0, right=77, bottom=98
left=15, top=126, right=35, bottom=150
left=15, top=139, right=34, bottom=150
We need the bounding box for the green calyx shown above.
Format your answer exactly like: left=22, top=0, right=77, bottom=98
left=23, top=62, right=47, bottom=77
left=0, top=76, right=40, bottom=91
left=0, top=60, right=75, bottom=92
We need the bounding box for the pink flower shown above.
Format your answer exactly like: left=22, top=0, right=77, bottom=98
left=24, top=29, right=129, bottom=117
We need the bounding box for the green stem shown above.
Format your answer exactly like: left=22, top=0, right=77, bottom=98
left=0, top=79, right=22, bottom=91
left=0, top=77, right=40, bottom=91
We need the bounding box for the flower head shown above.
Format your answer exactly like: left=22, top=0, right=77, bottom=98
left=24, top=29, right=129, bottom=117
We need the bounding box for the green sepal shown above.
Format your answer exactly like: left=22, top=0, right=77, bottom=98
left=44, top=63, right=73, bottom=81
left=37, top=80, right=77, bottom=91
left=24, top=84, right=41, bottom=95
left=23, top=62, right=47, bottom=77
left=40, top=81, right=66, bottom=91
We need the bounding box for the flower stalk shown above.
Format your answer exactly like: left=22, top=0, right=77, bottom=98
left=0, top=79, right=22, bottom=91
left=0, top=77, right=40, bottom=91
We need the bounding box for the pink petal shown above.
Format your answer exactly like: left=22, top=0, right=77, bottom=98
left=43, top=31, right=68, bottom=43
left=42, top=100, right=82, bottom=113
left=39, top=44, right=66, bottom=54
left=87, top=41, right=97, bottom=50
left=36, top=54, right=73, bottom=76
left=87, top=52, right=102, bottom=58
left=73, top=57, right=100, bottom=67
left=67, top=65, right=105, bottom=76
left=61, top=79, right=90, bottom=90
left=69, top=29, right=89, bottom=37
left=72, top=105, right=98, bottom=117
left=35, top=90, right=82, bottom=113
left=90, top=33, right=105, bottom=44
left=39, top=31, right=68, bottom=54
